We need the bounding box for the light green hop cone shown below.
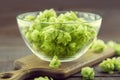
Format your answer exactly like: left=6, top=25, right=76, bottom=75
left=81, top=67, right=95, bottom=80
left=17, top=9, right=102, bottom=62
left=99, top=58, right=115, bottom=74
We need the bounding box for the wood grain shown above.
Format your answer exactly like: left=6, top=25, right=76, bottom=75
left=0, top=48, right=115, bottom=80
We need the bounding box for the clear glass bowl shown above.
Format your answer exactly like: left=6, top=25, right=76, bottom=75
left=16, top=11, right=102, bottom=62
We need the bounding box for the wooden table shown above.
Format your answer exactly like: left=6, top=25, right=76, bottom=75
left=0, top=39, right=120, bottom=80
left=0, top=0, right=120, bottom=80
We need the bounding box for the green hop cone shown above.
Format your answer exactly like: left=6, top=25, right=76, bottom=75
left=31, top=30, right=40, bottom=41
left=25, top=32, right=32, bottom=42
left=24, top=15, right=35, bottom=21
left=107, top=41, right=120, bottom=56
left=91, top=39, right=106, bottom=53
left=112, top=57, right=120, bottom=71
left=69, top=42, right=76, bottom=50
left=107, top=41, right=115, bottom=48
left=34, top=76, right=53, bottom=80
left=81, top=67, right=95, bottom=80
left=99, top=58, right=115, bottom=74
left=114, top=44, right=120, bottom=56
left=22, top=9, right=97, bottom=59
left=49, top=55, right=61, bottom=68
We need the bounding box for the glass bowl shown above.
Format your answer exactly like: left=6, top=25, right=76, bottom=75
left=16, top=10, right=102, bottom=62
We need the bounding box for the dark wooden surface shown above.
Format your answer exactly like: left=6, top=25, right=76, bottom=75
left=0, top=0, right=120, bottom=80
left=0, top=48, right=113, bottom=80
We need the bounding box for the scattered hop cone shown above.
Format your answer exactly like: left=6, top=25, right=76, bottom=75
left=107, top=41, right=116, bottom=48
left=34, top=76, right=53, bottom=80
left=49, top=55, right=61, bottom=68
left=91, top=39, right=106, bottom=53
left=112, top=57, right=120, bottom=71
left=114, top=45, right=120, bottom=56
left=81, top=67, right=95, bottom=80
left=99, top=58, right=115, bottom=74
left=107, top=41, right=120, bottom=56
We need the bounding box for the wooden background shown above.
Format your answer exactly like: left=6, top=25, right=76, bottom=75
left=1, top=0, right=120, bottom=41
left=0, top=0, right=120, bottom=80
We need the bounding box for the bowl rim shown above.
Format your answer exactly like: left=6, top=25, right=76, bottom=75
left=16, top=10, right=102, bottom=24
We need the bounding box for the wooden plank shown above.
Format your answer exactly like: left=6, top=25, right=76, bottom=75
left=0, top=48, right=115, bottom=80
